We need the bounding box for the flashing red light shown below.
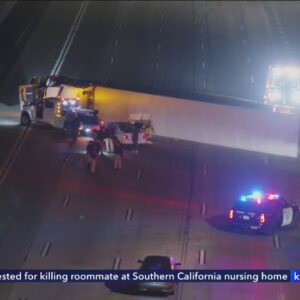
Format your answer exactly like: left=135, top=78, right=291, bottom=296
left=229, top=209, right=234, bottom=219
left=260, top=213, right=266, bottom=224
left=266, top=194, right=279, bottom=200
left=123, top=134, right=129, bottom=140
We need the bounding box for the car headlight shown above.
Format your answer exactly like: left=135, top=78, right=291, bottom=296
left=267, top=89, right=282, bottom=102
left=85, top=128, right=91, bottom=133
left=290, top=90, right=300, bottom=103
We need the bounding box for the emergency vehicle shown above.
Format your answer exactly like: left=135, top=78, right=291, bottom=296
left=228, top=190, right=300, bottom=235
left=19, top=76, right=97, bottom=129
left=264, top=65, right=300, bottom=113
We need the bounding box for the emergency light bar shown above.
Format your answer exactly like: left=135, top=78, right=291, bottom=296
left=239, top=191, right=280, bottom=204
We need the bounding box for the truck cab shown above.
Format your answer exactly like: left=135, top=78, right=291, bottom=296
left=19, top=84, right=81, bottom=128
left=19, top=85, right=80, bottom=128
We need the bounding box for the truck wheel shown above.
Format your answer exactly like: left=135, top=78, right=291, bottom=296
left=20, top=113, right=31, bottom=127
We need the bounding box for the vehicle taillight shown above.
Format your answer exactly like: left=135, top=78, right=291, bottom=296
left=260, top=213, right=266, bottom=224
left=229, top=209, right=234, bottom=219
left=123, top=135, right=128, bottom=140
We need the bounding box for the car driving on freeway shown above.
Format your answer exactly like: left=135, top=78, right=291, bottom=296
left=228, top=191, right=300, bottom=235
left=136, top=255, right=180, bottom=296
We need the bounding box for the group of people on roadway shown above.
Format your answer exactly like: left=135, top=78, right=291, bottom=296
left=64, top=112, right=154, bottom=174
left=86, top=123, right=125, bottom=174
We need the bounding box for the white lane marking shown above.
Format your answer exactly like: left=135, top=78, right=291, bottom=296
left=115, top=39, right=118, bottom=46
left=200, top=27, right=203, bottom=34
left=118, top=24, right=122, bottom=30
left=201, top=203, right=207, bottom=216
left=113, top=256, right=121, bottom=269
left=202, top=62, right=205, bottom=69
left=240, top=24, right=244, bottom=31
left=277, top=293, right=286, bottom=300
left=50, top=1, right=88, bottom=76
left=122, top=9, right=125, bottom=15
left=156, top=62, right=160, bottom=69
left=250, top=76, right=255, bottom=84
left=63, top=154, right=69, bottom=168
left=203, top=81, right=207, bottom=89
left=40, top=242, right=51, bottom=257
left=159, top=27, right=162, bottom=33
left=63, top=195, right=70, bottom=208
left=199, top=249, right=206, bottom=265
left=201, top=44, right=204, bottom=51
left=157, top=44, right=161, bottom=51
left=110, top=57, right=114, bottom=63
left=137, top=168, right=142, bottom=179
left=0, top=127, right=29, bottom=185
left=273, top=234, right=281, bottom=249
left=125, top=208, right=133, bottom=221
left=247, top=57, right=251, bottom=63
left=16, top=18, right=34, bottom=46
left=243, top=39, right=248, bottom=45
left=160, top=12, right=164, bottom=19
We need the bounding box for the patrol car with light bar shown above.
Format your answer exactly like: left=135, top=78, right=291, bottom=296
left=228, top=191, right=300, bottom=234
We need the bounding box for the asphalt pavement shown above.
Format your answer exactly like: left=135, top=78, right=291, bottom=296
left=2, top=1, right=300, bottom=103
left=1, top=1, right=300, bottom=299
left=0, top=125, right=299, bottom=300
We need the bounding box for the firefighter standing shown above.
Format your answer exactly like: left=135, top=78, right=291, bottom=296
left=113, top=137, right=124, bottom=171
left=132, top=122, right=139, bottom=154
left=86, top=138, right=100, bottom=174
left=70, top=112, right=80, bottom=143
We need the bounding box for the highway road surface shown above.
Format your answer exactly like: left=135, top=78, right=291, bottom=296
left=1, top=1, right=300, bottom=104
left=0, top=123, right=299, bottom=299
left=1, top=2, right=300, bottom=299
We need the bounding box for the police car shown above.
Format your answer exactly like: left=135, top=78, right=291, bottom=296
left=228, top=191, right=300, bottom=234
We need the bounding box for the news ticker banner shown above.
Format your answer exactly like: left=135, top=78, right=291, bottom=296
left=0, top=270, right=300, bottom=283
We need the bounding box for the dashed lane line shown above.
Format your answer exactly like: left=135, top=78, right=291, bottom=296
left=0, top=127, right=29, bottom=185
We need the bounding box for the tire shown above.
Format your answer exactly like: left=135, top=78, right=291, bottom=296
left=20, top=113, right=31, bottom=127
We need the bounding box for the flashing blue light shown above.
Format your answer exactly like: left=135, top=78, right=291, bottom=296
left=240, top=190, right=263, bottom=203
left=240, top=195, right=247, bottom=201
left=240, top=191, right=279, bottom=203
left=252, top=190, right=263, bottom=200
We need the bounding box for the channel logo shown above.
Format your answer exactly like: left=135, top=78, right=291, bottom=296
left=290, top=270, right=300, bottom=282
